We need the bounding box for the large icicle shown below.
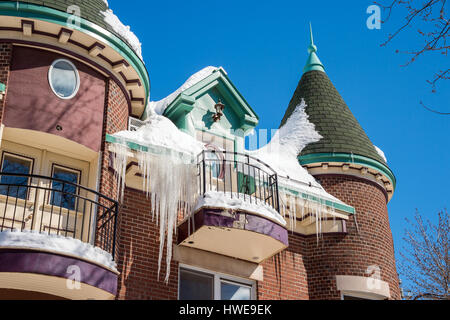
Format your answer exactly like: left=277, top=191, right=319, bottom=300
left=136, top=151, right=198, bottom=283
left=111, top=113, right=204, bottom=283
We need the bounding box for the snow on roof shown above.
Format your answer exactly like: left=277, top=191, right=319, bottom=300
left=102, top=7, right=143, bottom=60
left=113, top=113, right=204, bottom=157
left=148, top=66, right=221, bottom=116
left=374, top=145, right=388, bottom=163
left=249, top=98, right=344, bottom=204
left=0, top=230, right=117, bottom=271
left=250, top=98, right=321, bottom=185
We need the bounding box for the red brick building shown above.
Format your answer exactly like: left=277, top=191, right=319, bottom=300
left=0, top=1, right=399, bottom=300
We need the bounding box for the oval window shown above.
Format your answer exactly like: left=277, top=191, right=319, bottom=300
left=48, top=59, right=80, bottom=99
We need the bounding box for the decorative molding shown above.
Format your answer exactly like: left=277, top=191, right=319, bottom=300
left=0, top=1, right=150, bottom=117
left=336, top=275, right=391, bottom=300
left=21, top=20, right=34, bottom=36
left=57, top=28, right=72, bottom=44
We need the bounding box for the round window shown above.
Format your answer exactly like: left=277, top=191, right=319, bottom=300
left=48, top=59, right=80, bottom=99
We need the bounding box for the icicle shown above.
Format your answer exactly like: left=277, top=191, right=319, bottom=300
left=111, top=144, right=199, bottom=284
left=110, top=142, right=129, bottom=202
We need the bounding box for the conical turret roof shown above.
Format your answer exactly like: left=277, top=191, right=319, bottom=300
left=281, top=26, right=386, bottom=165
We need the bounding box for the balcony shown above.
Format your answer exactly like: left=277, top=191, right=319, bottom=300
left=0, top=173, right=118, bottom=300
left=178, top=151, right=288, bottom=264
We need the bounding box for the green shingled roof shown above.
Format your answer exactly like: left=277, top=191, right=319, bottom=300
left=3, top=0, right=131, bottom=50
left=281, top=70, right=387, bottom=166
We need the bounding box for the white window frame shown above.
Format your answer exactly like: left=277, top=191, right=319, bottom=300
left=178, top=264, right=256, bottom=300
left=0, top=152, right=34, bottom=200
left=48, top=58, right=80, bottom=100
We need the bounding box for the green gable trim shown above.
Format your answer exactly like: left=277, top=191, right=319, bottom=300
left=162, top=69, right=259, bottom=133
left=278, top=185, right=355, bottom=215
left=0, top=1, right=150, bottom=104
left=0, top=82, right=5, bottom=93
left=299, top=152, right=396, bottom=190
left=164, top=94, right=195, bottom=135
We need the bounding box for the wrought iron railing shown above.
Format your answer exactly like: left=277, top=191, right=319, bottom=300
left=197, top=150, right=280, bottom=213
left=0, top=173, right=118, bottom=260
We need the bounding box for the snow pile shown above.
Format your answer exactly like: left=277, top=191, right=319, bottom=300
left=148, top=66, right=220, bottom=116
left=249, top=98, right=346, bottom=234
left=374, top=145, right=388, bottom=163
left=195, top=191, right=286, bottom=226
left=113, top=113, right=204, bottom=157
left=101, top=6, right=143, bottom=60
left=0, top=229, right=117, bottom=271
left=250, top=98, right=322, bottom=187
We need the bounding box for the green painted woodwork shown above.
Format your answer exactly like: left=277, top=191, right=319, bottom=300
left=0, top=82, right=5, bottom=93
left=299, top=152, right=396, bottom=188
left=162, top=68, right=259, bottom=144
left=237, top=172, right=256, bottom=195
left=278, top=184, right=355, bottom=214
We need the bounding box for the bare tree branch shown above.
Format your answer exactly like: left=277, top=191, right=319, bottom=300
left=375, top=0, right=449, bottom=114
left=399, top=210, right=450, bottom=300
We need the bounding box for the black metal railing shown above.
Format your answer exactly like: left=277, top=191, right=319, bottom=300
left=197, top=150, right=280, bottom=213
left=0, top=173, right=118, bottom=260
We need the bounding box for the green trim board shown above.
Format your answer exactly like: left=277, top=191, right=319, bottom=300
left=0, top=1, right=150, bottom=103
left=106, top=134, right=196, bottom=164
left=278, top=184, right=355, bottom=215
left=299, top=152, right=396, bottom=189
left=0, top=82, right=5, bottom=93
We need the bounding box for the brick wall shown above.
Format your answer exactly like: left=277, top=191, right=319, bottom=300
left=257, top=174, right=400, bottom=300
left=98, top=78, right=129, bottom=200
left=97, top=78, right=129, bottom=260
left=257, top=235, right=309, bottom=300
left=111, top=172, right=400, bottom=300
left=304, top=174, right=401, bottom=300
left=116, top=187, right=179, bottom=300
left=0, top=43, right=12, bottom=123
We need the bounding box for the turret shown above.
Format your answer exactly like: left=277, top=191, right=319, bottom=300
left=0, top=0, right=150, bottom=300
left=278, top=25, right=401, bottom=300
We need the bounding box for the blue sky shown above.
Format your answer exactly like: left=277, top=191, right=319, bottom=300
left=109, top=0, right=449, bottom=282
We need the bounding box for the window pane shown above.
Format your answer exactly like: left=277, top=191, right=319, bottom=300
left=179, top=269, right=214, bottom=300
left=221, top=281, right=251, bottom=300
left=0, top=155, right=31, bottom=199
left=206, top=152, right=221, bottom=178
left=50, top=60, right=78, bottom=98
left=51, top=167, right=79, bottom=210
